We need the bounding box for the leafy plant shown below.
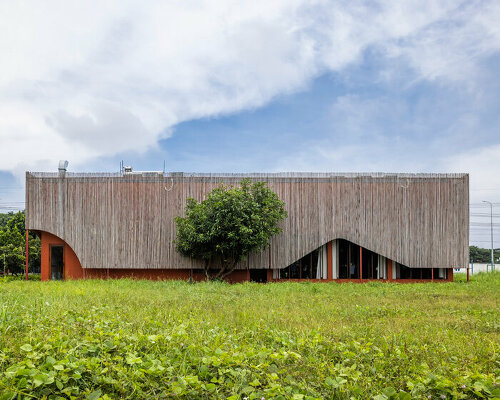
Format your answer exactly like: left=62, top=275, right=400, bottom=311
left=175, top=179, right=287, bottom=279
left=0, top=273, right=498, bottom=399
left=0, top=211, right=40, bottom=275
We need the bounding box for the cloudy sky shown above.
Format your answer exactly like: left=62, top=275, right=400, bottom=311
left=1, top=0, right=500, bottom=247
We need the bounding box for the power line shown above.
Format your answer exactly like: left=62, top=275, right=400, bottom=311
left=470, top=223, right=500, bottom=227
left=470, top=213, right=500, bottom=217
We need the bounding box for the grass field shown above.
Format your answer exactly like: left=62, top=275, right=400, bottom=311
left=0, top=273, right=499, bottom=399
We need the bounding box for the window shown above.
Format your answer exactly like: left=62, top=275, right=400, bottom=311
left=278, top=245, right=327, bottom=279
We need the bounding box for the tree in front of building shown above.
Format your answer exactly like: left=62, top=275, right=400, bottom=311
left=175, top=179, right=288, bottom=280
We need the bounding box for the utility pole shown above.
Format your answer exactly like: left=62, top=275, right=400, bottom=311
left=482, top=200, right=494, bottom=272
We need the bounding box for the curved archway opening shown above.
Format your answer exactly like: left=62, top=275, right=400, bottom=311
left=39, top=231, right=83, bottom=281
left=273, top=238, right=452, bottom=282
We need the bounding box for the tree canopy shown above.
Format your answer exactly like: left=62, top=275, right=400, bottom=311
left=469, top=245, right=499, bottom=264
left=175, top=179, right=288, bottom=279
left=0, top=211, right=40, bottom=275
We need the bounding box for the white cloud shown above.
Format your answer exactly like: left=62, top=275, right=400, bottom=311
left=383, top=1, right=500, bottom=83
left=444, top=144, right=500, bottom=204
left=1, top=0, right=499, bottom=175
left=443, top=144, right=500, bottom=247
left=273, top=84, right=500, bottom=180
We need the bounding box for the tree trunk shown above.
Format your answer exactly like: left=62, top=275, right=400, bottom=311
left=217, top=259, right=238, bottom=280
left=203, top=259, right=210, bottom=281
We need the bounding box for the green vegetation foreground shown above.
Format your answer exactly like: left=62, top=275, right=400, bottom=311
left=0, top=274, right=499, bottom=399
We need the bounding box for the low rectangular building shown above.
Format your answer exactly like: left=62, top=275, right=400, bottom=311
left=25, top=170, right=469, bottom=282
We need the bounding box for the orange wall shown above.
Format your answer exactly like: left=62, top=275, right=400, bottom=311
left=40, top=231, right=83, bottom=281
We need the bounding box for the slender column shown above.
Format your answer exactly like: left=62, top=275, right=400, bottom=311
left=348, top=243, right=351, bottom=279
left=387, top=259, right=393, bottom=282
left=25, top=229, right=29, bottom=281
left=327, top=241, right=333, bottom=281
left=359, top=246, right=363, bottom=281
left=466, top=266, right=469, bottom=282
left=431, top=268, right=434, bottom=281
left=371, top=253, right=374, bottom=279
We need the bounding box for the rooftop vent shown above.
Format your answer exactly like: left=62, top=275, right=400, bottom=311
left=124, top=166, right=133, bottom=173
left=58, top=160, right=68, bottom=176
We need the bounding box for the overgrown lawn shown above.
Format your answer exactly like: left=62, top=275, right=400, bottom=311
left=0, top=273, right=499, bottom=399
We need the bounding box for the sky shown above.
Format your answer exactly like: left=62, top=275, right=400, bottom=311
left=1, top=0, right=500, bottom=248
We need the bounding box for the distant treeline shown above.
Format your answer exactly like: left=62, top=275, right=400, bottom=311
left=469, top=245, right=499, bottom=264
left=0, top=211, right=40, bottom=275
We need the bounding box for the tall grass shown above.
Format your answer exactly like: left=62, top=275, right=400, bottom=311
left=0, top=273, right=498, bottom=399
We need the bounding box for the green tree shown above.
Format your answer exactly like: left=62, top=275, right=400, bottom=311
left=0, top=212, right=15, bottom=229
left=0, top=211, right=41, bottom=275
left=175, top=179, right=288, bottom=280
left=469, top=245, right=500, bottom=264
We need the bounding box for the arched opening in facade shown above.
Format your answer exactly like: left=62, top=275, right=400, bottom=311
left=38, top=231, right=83, bottom=281
left=273, top=239, right=451, bottom=282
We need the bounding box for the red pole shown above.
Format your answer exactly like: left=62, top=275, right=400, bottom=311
left=327, top=241, right=333, bottom=281
left=25, top=229, right=29, bottom=281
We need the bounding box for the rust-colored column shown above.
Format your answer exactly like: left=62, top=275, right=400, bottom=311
left=327, top=241, right=333, bottom=281
left=387, top=259, right=393, bottom=281
left=447, top=268, right=453, bottom=282
left=359, top=246, right=363, bottom=281
left=267, top=269, right=273, bottom=282
left=25, top=229, right=29, bottom=281
left=431, top=268, right=434, bottom=281
left=466, top=266, right=469, bottom=282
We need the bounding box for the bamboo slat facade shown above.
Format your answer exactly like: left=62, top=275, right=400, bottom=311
left=25, top=172, right=469, bottom=271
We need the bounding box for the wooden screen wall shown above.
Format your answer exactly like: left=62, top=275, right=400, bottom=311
left=26, top=172, right=469, bottom=271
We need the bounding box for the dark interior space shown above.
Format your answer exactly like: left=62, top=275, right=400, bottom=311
left=338, top=239, right=360, bottom=279
left=50, top=245, right=64, bottom=280
left=250, top=269, right=267, bottom=283
left=279, top=248, right=322, bottom=279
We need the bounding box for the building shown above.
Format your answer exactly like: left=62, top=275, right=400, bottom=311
left=25, top=167, right=469, bottom=282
